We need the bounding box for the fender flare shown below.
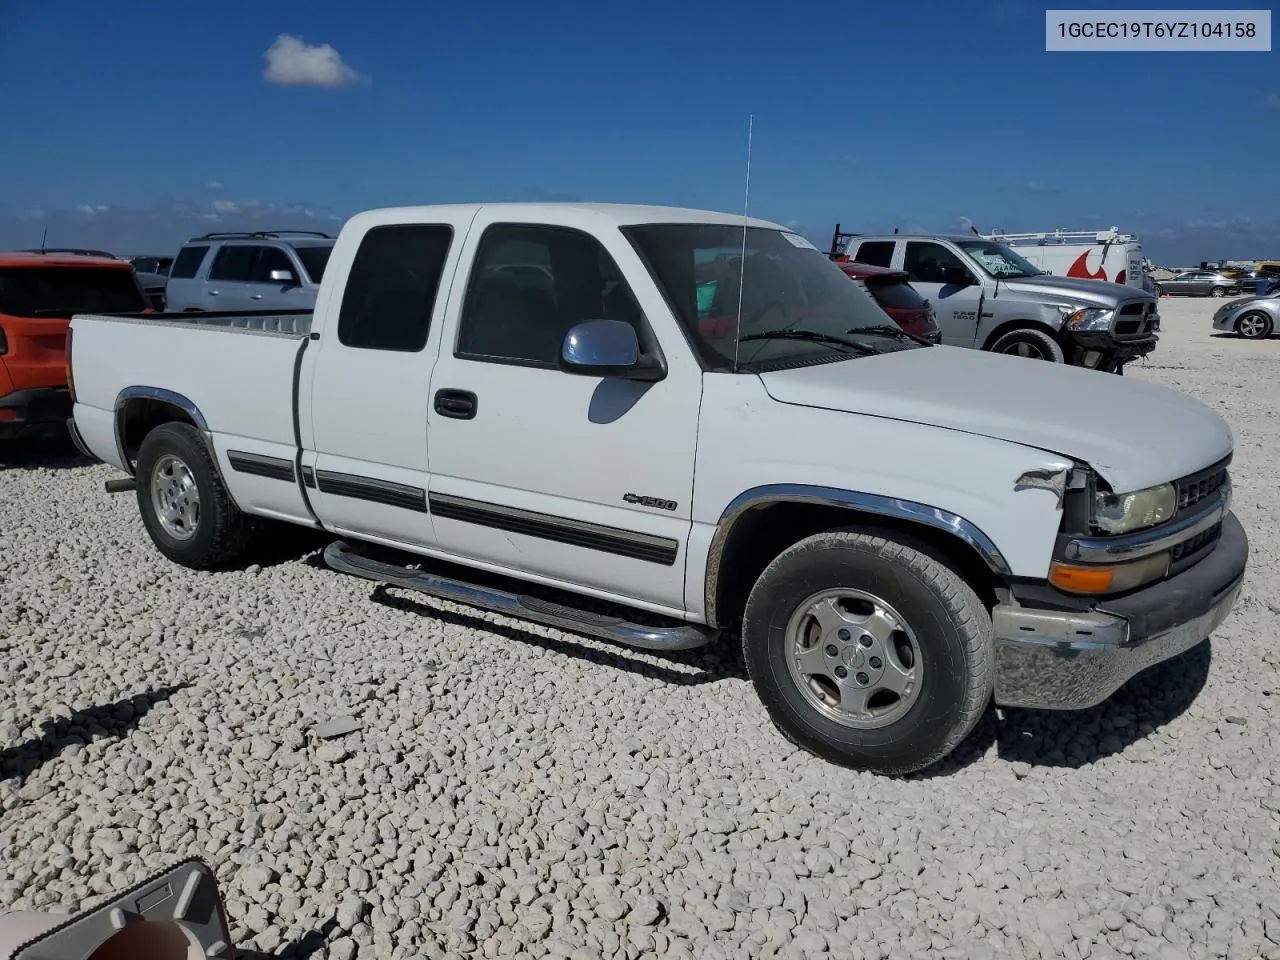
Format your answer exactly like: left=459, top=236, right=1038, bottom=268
left=112, top=386, right=219, bottom=483
left=703, top=484, right=1012, bottom=628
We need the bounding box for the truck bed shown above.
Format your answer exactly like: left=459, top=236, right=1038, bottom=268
left=69, top=309, right=313, bottom=521
left=75, top=309, right=313, bottom=338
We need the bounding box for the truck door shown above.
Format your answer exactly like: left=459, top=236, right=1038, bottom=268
left=901, top=241, right=984, bottom=348
left=423, top=213, right=702, bottom=614
left=300, top=217, right=470, bottom=547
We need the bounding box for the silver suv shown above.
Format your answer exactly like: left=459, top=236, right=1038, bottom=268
left=163, top=231, right=334, bottom=312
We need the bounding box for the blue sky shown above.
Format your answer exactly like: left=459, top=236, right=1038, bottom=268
left=1, top=0, right=1277, bottom=263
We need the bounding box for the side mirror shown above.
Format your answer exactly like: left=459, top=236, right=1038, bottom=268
left=269, top=269, right=298, bottom=285
left=940, top=266, right=976, bottom=286
left=559, top=319, right=663, bottom=381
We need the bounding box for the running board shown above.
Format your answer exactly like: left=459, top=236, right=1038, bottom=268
left=323, top=540, right=717, bottom=652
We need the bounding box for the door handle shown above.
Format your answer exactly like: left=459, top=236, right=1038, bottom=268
left=208, top=290, right=219, bottom=296
left=250, top=294, right=264, bottom=300
left=434, top=388, right=477, bottom=420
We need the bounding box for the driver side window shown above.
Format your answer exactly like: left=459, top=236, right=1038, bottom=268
left=904, top=242, right=968, bottom=284
left=456, top=224, right=645, bottom=368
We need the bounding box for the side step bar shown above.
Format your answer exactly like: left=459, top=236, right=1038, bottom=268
left=323, top=540, right=717, bottom=653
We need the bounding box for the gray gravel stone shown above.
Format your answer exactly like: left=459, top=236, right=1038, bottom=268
left=0, top=310, right=1275, bottom=960
left=311, top=716, right=363, bottom=740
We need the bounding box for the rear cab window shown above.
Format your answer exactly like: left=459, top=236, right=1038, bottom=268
left=853, top=241, right=895, bottom=268
left=0, top=265, right=146, bottom=319
left=337, top=224, right=453, bottom=352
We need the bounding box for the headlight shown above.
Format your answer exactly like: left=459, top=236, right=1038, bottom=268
left=1093, top=481, right=1177, bottom=534
left=1062, top=307, right=1114, bottom=332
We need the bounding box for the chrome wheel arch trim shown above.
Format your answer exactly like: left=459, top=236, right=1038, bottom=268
left=703, top=484, right=1012, bottom=628
left=111, top=386, right=234, bottom=508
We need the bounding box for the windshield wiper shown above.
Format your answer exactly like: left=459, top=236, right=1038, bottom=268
left=846, top=324, right=935, bottom=347
left=739, top=328, right=879, bottom=356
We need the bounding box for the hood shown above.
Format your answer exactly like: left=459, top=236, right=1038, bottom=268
left=759, top=346, right=1232, bottom=492
left=997, top=274, right=1152, bottom=307
left=1217, top=291, right=1280, bottom=314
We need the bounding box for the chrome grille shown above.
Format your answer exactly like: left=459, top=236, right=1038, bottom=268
left=1176, top=462, right=1229, bottom=512
left=1171, top=521, right=1222, bottom=562
left=1113, top=301, right=1158, bottom=338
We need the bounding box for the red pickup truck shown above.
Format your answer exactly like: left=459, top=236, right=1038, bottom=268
left=0, top=252, right=147, bottom=440
left=831, top=258, right=941, bottom=343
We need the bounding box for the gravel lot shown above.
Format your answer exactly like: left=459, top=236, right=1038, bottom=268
left=2, top=297, right=1278, bottom=960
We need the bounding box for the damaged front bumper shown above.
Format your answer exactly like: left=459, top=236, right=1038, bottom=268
left=991, top=511, right=1248, bottom=710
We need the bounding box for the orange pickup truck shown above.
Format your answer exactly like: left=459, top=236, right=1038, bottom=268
left=0, top=252, right=148, bottom=440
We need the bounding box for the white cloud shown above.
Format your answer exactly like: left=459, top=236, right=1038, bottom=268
left=263, top=34, right=368, bottom=88
left=211, top=199, right=262, bottom=214
left=205, top=181, right=225, bottom=191
left=1266, top=92, right=1280, bottom=108
left=76, top=204, right=109, bottom=216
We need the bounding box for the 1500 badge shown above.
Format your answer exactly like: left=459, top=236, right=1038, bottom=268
left=624, top=493, right=678, bottom=511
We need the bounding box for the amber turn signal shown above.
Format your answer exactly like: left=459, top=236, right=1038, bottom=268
left=1049, top=553, right=1171, bottom=595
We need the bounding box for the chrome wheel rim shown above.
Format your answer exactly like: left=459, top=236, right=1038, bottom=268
left=1211, top=287, right=1225, bottom=297
left=785, top=588, right=923, bottom=730
left=1239, top=313, right=1267, bottom=338
left=150, top=454, right=201, bottom=541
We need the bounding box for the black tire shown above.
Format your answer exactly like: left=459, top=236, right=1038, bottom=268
left=1235, top=311, right=1273, bottom=340
left=988, top=327, right=1065, bottom=362
left=1154, top=283, right=1164, bottom=296
left=1210, top=286, right=1227, bottom=298
left=135, top=422, right=253, bottom=569
left=742, top=528, right=993, bottom=775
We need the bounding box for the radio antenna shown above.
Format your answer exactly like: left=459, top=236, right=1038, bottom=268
left=40, top=224, right=48, bottom=253
left=732, top=114, right=754, bottom=374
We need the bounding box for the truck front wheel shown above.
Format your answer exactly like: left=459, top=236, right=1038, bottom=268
left=742, top=529, right=993, bottom=775
left=987, top=327, right=1065, bottom=362
left=135, top=422, right=252, bottom=570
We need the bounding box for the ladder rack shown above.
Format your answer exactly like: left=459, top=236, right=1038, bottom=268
left=984, top=227, right=1136, bottom=245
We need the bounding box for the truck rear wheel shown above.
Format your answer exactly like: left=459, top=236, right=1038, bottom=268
left=741, top=529, right=993, bottom=775
left=988, top=327, right=1065, bottom=362
left=135, top=422, right=252, bottom=569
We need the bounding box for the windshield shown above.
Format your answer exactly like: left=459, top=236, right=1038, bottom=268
left=953, top=240, right=1046, bottom=279
left=293, top=244, right=333, bottom=283
left=622, top=224, right=921, bottom=371
left=0, top=266, right=145, bottom=318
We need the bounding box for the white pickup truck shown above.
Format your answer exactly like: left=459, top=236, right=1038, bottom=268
left=66, top=203, right=1248, bottom=775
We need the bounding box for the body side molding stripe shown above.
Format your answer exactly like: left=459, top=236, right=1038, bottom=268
left=226, top=450, right=296, bottom=482
left=315, top=469, right=427, bottom=513
left=703, top=484, right=1013, bottom=627
left=428, top=492, right=679, bottom=566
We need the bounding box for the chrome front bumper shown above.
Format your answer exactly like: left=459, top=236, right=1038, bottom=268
left=992, top=512, right=1248, bottom=710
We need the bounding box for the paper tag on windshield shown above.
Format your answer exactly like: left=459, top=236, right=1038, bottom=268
left=781, top=232, right=817, bottom=250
